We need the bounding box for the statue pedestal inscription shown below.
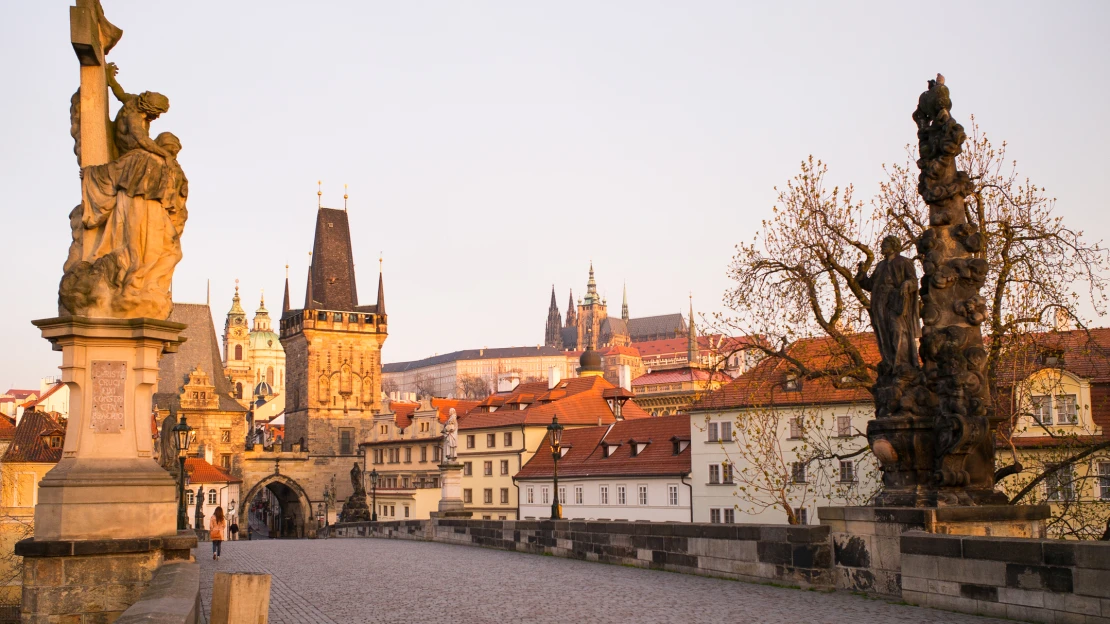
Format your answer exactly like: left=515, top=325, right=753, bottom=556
left=29, top=316, right=184, bottom=541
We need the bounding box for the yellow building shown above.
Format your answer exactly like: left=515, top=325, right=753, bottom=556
left=457, top=354, right=649, bottom=520
left=0, top=411, right=64, bottom=602
left=632, top=368, right=731, bottom=417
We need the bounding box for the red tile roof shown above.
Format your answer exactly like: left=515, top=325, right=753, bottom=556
left=2, top=411, right=64, bottom=463
left=0, top=415, right=15, bottom=441
left=184, top=457, right=242, bottom=484
left=690, top=334, right=877, bottom=411
left=632, top=368, right=731, bottom=386
left=635, top=335, right=755, bottom=358
left=3, top=389, right=38, bottom=400
left=460, top=376, right=650, bottom=430
left=603, top=345, right=641, bottom=358
left=390, top=398, right=480, bottom=430
left=515, top=415, right=691, bottom=479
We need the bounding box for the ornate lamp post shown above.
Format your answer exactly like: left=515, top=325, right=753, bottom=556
left=172, top=413, right=193, bottom=531
left=370, top=469, right=379, bottom=522
left=547, top=414, right=564, bottom=520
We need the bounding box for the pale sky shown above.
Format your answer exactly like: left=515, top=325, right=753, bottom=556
left=1, top=1, right=1108, bottom=389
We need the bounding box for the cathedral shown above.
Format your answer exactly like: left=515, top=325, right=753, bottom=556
left=545, top=263, right=687, bottom=350
left=222, top=284, right=286, bottom=409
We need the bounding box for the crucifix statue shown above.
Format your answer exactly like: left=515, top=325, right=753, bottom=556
left=62, top=0, right=189, bottom=321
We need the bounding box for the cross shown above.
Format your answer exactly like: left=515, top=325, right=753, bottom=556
left=70, top=0, right=121, bottom=168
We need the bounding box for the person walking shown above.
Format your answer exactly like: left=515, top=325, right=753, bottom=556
left=209, top=506, right=227, bottom=561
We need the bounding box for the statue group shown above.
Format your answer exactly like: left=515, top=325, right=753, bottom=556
left=860, top=75, right=1004, bottom=507
left=61, top=0, right=187, bottom=320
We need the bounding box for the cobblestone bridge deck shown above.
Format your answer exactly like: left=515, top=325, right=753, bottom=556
left=197, top=539, right=1014, bottom=624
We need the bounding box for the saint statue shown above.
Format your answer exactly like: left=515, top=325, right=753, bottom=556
left=857, top=236, right=921, bottom=375
left=442, top=408, right=458, bottom=462
left=350, top=462, right=365, bottom=497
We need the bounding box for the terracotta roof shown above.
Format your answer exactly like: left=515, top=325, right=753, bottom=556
left=2, top=411, right=64, bottom=463
left=389, top=398, right=480, bottom=430
left=690, top=333, right=877, bottom=411
left=23, top=382, right=64, bottom=409
left=184, top=457, right=242, bottom=484
left=632, top=368, right=730, bottom=386
left=602, top=345, right=641, bottom=358
left=635, top=334, right=756, bottom=358
left=154, top=303, right=246, bottom=413
left=460, top=376, right=650, bottom=430
left=3, top=389, right=38, bottom=400
left=0, top=415, right=17, bottom=441
left=515, top=415, right=691, bottom=479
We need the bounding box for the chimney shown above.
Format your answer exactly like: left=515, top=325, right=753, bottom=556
left=619, top=365, right=632, bottom=392
left=548, top=366, right=562, bottom=390
left=497, top=373, right=520, bottom=393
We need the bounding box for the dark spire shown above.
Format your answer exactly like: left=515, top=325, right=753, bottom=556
left=304, top=261, right=315, bottom=309
left=282, top=265, right=291, bottom=316
left=688, top=294, right=698, bottom=366
left=565, top=289, right=577, bottom=328
left=376, top=259, right=386, bottom=316
left=545, top=285, right=562, bottom=348
left=306, top=208, right=359, bottom=311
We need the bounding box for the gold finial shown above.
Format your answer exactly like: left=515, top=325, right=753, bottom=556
left=344, top=183, right=349, bottom=211
left=317, top=180, right=322, bottom=208
left=260, top=288, right=265, bottom=306
left=234, top=278, right=239, bottom=294
left=285, top=264, right=289, bottom=278
left=379, top=252, right=383, bottom=273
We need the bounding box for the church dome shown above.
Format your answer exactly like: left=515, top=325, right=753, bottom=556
left=249, top=330, right=281, bottom=351
left=579, top=348, right=602, bottom=372
left=253, top=380, right=274, bottom=398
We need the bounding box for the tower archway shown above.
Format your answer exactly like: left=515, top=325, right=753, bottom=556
left=242, top=474, right=313, bottom=539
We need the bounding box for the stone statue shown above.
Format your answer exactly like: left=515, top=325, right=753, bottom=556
left=194, top=485, right=204, bottom=527
left=442, top=408, right=458, bottom=462
left=857, top=236, right=920, bottom=378
left=350, top=462, right=365, bottom=497
left=61, top=20, right=188, bottom=320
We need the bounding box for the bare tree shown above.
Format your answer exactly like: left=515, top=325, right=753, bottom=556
left=381, top=377, right=398, bottom=397
left=456, top=374, right=491, bottom=400
left=412, top=373, right=437, bottom=400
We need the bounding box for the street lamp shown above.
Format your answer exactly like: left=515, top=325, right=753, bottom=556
left=370, top=468, right=379, bottom=522
left=172, top=413, right=193, bottom=531
left=547, top=414, right=564, bottom=520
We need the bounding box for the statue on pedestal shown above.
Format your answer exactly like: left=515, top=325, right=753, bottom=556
left=442, top=408, right=458, bottom=462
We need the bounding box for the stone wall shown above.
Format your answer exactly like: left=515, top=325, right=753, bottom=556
left=328, top=519, right=835, bottom=589
left=900, top=532, right=1110, bottom=623
left=115, top=561, right=200, bottom=624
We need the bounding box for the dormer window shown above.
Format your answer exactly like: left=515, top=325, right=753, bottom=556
left=671, top=437, right=690, bottom=455
left=602, top=443, right=621, bottom=457
left=48, top=435, right=63, bottom=449
left=1039, top=349, right=1065, bottom=367
left=784, top=373, right=801, bottom=392
left=628, top=439, right=650, bottom=457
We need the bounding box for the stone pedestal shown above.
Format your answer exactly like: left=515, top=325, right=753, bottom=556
left=818, top=505, right=1050, bottom=596
left=32, top=317, right=184, bottom=541
left=433, top=462, right=471, bottom=518
left=341, top=494, right=371, bottom=522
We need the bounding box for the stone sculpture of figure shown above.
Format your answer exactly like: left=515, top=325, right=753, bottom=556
left=194, top=485, right=204, bottom=526
left=857, top=236, right=921, bottom=376
left=350, top=462, right=365, bottom=496
left=60, top=62, right=187, bottom=320
left=442, top=408, right=458, bottom=462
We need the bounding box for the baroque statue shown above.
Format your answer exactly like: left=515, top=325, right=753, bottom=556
left=61, top=0, right=187, bottom=321
left=350, top=462, right=365, bottom=497
left=442, top=408, right=458, bottom=462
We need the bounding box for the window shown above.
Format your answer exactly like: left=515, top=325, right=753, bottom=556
left=235, top=382, right=243, bottom=399
left=527, top=486, right=534, bottom=504
left=708, top=464, right=720, bottom=484
left=638, top=485, right=648, bottom=505
left=541, top=487, right=549, bottom=505
left=404, top=506, right=410, bottom=518
left=723, top=508, right=735, bottom=523
left=466, top=435, right=475, bottom=449
left=1099, top=462, right=1110, bottom=501
left=668, top=484, right=679, bottom=506
left=722, top=463, right=734, bottom=483
left=617, top=485, right=627, bottom=505
left=710, top=508, right=721, bottom=524
left=463, top=462, right=472, bottom=476
left=500, top=460, right=509, bottom=476
left=186, top=491, right=195, bottom=506
left=599, top=485, right=609, bottom=505
left=390, top=505, right=395, bottom=517
left=1045, top=464, right=1076, bottom=501
left=208, top=489, right=217, bottom=505
left=486, top=434, right=496, bottom=448
left=420, top=446, right=427, bottom=463
left=795, top=507, right=808, bottom=525
left=463, top=489, right=473, bottom=503
left=1056, top=394, right=1078, bottom=425
left=707, top=422, right=719, bottom=442
left=500, top=488, right=509, bottom=504
left=339, top=428, right=354, bottom=455
left=837, top=415, right=852, bottom=437
left=574, top=486, right=583, bottom=505
left=379, top=424, right=388, bottom=435
left=499, top=515, right=507, bottom=521
left=220, top=454, right=231, bottom=470
left=1032, top=396, right=1052, bottom=425
left=719, top=422, right=732, bottom=442
left=433, top=447, right=442, bottom=462
left=484, top=489, right=493, bottom=504
left=483, top=461, right=493, bottom=476
left=234, top=344, right=242, bottom=360
left=482, top=515, right=491, bottom=520
left=840, top=460, right=855, bottom=482
left=220, top=429, right=231, bottom=443
left=404, top=447, right=412, bottom=463
left=420, top=422, right=429, bottom=433
left=789, top=417, right=803, bottom=439
left=791, top=462, right=807, bottom=483
left=504, top=432, right=513, bottom=447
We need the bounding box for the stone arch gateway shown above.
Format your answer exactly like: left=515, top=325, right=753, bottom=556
left=241, top=473, right=314, bottom=539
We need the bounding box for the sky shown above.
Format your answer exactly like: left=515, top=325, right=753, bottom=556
left=1, top=1, right=1108, bottom=389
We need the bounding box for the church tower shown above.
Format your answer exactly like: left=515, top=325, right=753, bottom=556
left=279, top=205, right=387, bottom=470
left=544, top=286, right=562, bottom=349
left=222, top=281, right=252, bottom=402
left=576, top=262, right=609, bottom=351
left=621, top=283, right=629, bottom=321
left=249, top=292, right=285, bottom=401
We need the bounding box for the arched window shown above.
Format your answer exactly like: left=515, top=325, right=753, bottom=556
left=234, top=344, right=243, bottom=360
left=267, top=367, right=274, bottom=386
left=208, top=489, right=217, bottom=505
left=235, top=382, right=243, bottom=399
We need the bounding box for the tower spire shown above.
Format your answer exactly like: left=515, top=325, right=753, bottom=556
left=584, top=261, right=599, bottom=305
left=565, top=289, right=577, bottom=328
left=545, top=285, right=562, bottom=349
left=282, top=265, right=291, bottom=315
left=621, top=282, right=629, bottom=321
left=376, top=253, right=386, bottom=316
left=688, top=293, right=698, bottom=366
left=304, top=251, right=314, bottom=309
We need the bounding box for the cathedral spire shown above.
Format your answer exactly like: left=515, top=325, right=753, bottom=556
left=545, top=285, right=562, bottom=349
left=621, top=282, right=629, bottom=321
left=584, top=261, right=599, bottom=305
left=565, top=289, right=577, bottom=328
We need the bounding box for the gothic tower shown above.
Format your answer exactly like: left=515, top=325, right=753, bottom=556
left=576, top=262, right=609, bottom=350
left=280, top=206, right=387, bottom=480
left=621, top=282, right=629, bottom=321
left=564, top=289, right=576, bottom=328
left=544, top=286, right=563, bottom=349
left=222, top=282, right=252, bottom=401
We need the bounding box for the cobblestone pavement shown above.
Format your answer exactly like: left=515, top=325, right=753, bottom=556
left=197, top=539, right=1014, bottom=624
